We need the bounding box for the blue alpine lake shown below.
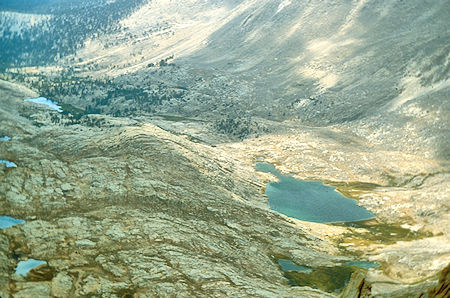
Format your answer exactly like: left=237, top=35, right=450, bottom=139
left=0, top=136, right=11, bottom=141
left=24, top=97, right=63, bottom=112
left=255, top=162, right=374, bottom=223
left=0, top=216, right=25, bottom=228
left=0, top=160, right=17, bottom=168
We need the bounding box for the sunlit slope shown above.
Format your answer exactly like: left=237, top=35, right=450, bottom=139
left=188, top=0, right=449, bottom=123
left=72, top=0, right=449, bottom=125
left=3, top=0, right=448, bottom=126
left=1, top=0, right=448, bottom=157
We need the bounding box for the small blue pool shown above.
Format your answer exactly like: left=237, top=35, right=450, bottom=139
left=0, top=216, right=25, bottom=228
left=0, top=160, right=17, bottom=168
left=16, top=259, right=47, bottom=276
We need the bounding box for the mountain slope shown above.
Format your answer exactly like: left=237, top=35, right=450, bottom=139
left=15, top=0, right=444, bottom=158
left=0, top=1, right=449, bottom=296
left=65, top=0, right=449, bottom=123
left=2, top=1, right=448, bottom=145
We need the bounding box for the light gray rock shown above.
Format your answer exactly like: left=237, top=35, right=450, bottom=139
left=75, top=239, right=96, bottom=248
left=51, top=272, right=73, bottom=298
left=13, top=282, right=51, bottom=298
left=60, top=183, right=72, bottom=192
left=5, top=191, right=31, bottom=207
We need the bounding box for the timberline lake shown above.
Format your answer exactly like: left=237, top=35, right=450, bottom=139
left=255, top=162, right=374, bottom=223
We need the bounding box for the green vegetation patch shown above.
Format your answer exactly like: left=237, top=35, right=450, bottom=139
left=335, top=219, right=432, bottom=246
left=325, top=181, right=380, bottom=199
left=282, top=264, right=356, bottom=293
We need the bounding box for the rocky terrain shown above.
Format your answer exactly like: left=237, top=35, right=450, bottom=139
left=0, top=79, right=448, bottom=296
left=0, top=0, right=449, bottom=297
left=1, top=80, right=347, bottom=297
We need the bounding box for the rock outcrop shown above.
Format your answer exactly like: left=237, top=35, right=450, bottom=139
left=341, top=263, right=450, bottom=298
left=427, top=263, right=450, bottom=298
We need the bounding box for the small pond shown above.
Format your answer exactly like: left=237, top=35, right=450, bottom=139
left=0, top=136, right=11, bottom=141
left=0, top=216, right=25, bottom=228
left=277, top=258, right=379, bottom=293
left=255, top=162, right=374, bottom=223
left=16, top=259, right=47, bottom=276
left=24, top=97, right=62, bottom=112
left=0, top=160, right=17, bottom=168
